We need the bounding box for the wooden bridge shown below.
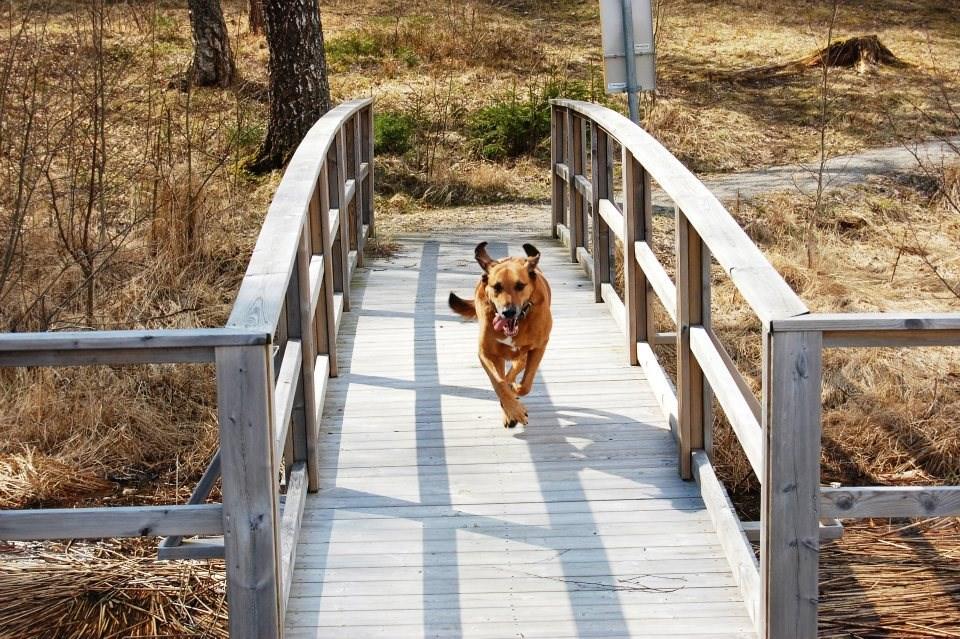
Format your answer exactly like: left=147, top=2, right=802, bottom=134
left=2, top=97, right=960, bottom=639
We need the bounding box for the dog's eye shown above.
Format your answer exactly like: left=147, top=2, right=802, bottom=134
left=492, top=283, right=503, bottom=294
left=515, top=282, right=526, bottom=291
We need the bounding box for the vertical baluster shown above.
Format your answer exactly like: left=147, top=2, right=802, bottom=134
left=565, top=112, right=584, bottom=263
left=336, top=129, right=351, bottom=311
left=676, top=208, right=706, bottom=479
left=550, top=105, right=563, bottom=239
left=591, top=124, right=610, bottom=303
left=362, top=106, right=375, bottom=240
left=353, top=113, right=364, bottom=266
left=291, top=228, right=321, bottom=489
left=316, top=165, right=339, bottom=377
left=623, top=154, right=647, bottom=363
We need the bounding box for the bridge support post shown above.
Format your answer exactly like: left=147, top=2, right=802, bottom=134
left=216, top=344, right=282, bottom=639
left=565, top=113, right=585, bottom=263
left=550, top=106, right=564, bottom=239
left=591, top=124, right=612, bottom=303
left=761, top=328, right=822, bottom=639
left=623, top=154, right=649, bottom=363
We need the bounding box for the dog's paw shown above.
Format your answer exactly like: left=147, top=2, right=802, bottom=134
left=502, top=399, right=528, bottom=428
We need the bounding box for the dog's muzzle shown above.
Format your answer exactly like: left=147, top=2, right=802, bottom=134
left=493, top=302, right=532, bottom=337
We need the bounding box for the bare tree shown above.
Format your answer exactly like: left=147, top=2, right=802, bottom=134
left=249, top=0, right=331, bottom=172
left=249, top=0, right=264, bottom=35
left=187, top=0, right=234, bottom=87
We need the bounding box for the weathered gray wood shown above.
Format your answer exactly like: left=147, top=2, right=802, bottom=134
left=637, top=342, right=679, bottom=441
left=566, top=113, right=585, bottom=263
left=771, top=312, right=960, bottom=332
left=590, top=124, right=611, bottom=303
left=676, top=209, right=705, bottom=480
left=216, top=345, right=282, bottom=639
left=307, top=257, right=324, bottom=327
left=0, top=328, right=268, bottom=352
left=601, top=283, right=626, bottom=337
left=274, top=339, right=303, bottom=460
left=335, top=130, right=352, bottom=312
left=317, top=163, right=339, bottom=378
left=761, top=330, right=822, bottom=639
left=159, top=449, right=222, bottom=554
left=634, top=241, right=677, bottom=324
left=553, top=99, right=808, bottom=327
left=157, top=537, right=225, bottom=560
left=293, top=231, right=321, bottom=491
left=362, top=105, right=375, bottom=239
left=280, top=462, right=309, bottom=619
left=690, top=327, right=763, bottom=478
left=574, top=173, right=592, bottom=201
left=623, top=155, right=645, bottom=364
left=0, top=504, right=223, bottom=540
left=555, top=161, right=571, bottom=182
left=707, top=328, right=761, bottom=420
left=597, top=199, right=625, bottom=242
left=741, top=519, right=843, bottom=542
left=821, top=486, right=960, bottom=518
left=551, top=106, right=564, bottom=237
left=0, top=348, right=212, bottom=368
left=693, top=450, right=760, bottom=627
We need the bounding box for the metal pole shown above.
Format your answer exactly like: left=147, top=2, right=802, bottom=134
left=620, top=0, right=640, bottom=123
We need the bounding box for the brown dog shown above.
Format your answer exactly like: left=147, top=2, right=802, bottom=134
left=449, top=242, right=552, bottom=428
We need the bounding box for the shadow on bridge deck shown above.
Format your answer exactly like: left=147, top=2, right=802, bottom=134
left=283, top=229, right=756, bottom=639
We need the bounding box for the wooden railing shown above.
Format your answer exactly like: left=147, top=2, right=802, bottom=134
left=550, top=98, right=960, bottom=639
left=0, top=98, right=374, bottom=639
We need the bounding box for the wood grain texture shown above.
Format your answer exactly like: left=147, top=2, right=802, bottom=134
left=0, top=504, right=223, bottom=540
left=760, top=330, right=822, bottom=639
left=216, top=345, right=282, bottom=639
left=552, top=99, right=808, bottom=327
left=634, top=241, right=677, bottom=324
left=820, top=486, right=960, bottom=518
left=284, top=233, right=756, bottom=638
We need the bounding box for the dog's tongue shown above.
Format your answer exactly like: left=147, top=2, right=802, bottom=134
left=493, top=314, right=520, bottom=337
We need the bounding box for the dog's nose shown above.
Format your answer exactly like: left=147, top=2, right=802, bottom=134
left=501, top=307, right=517, bottom=319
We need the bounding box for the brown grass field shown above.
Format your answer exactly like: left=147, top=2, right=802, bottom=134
left=0, top=0, right=959, bottom=636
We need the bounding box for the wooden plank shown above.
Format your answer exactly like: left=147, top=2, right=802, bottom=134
left=293, top=232, right=321, bottom=490
left=574, top=173, right=592, bottom=201
left=0, top=348, right=213, bottom=368
left=316, top=164, right=339, bottom=378
left=761, top=329, right=822, bottom=639
left=576, top=246, right=595, bottom=282
left=600, top=283, right=626, bottom=337
left=216, top=345, right=282, bottom=639
left=635, top=241, right=678, bottom=324
left=0, top=328, right=268, bottom=352
left=690, top=327, right=763, bottom=478
left=273, top=339, right=302, bottom=460
left=344, top=179, right=356, bottom=206
left=307, top=256, right=324, bottom=323
left=157, top=537, right=225, bottom=560
left=554, top=161, right=571, bottom=183
left=623, top=154, right=646, bottom=365
left=551, top=106, right=564, bottom=238
left=0, top=504, right=223, bottom=540
left=335, top=130, right=352, bottom=312
left=692, top=450, right=760, bottom=628
left=677, top=210, right=705, bottom=480
left=741, top=520, right=843, bottom=542
left=771, top=312, right=960, bottom=332
left=159, top=449, right=222, bottom=553
left=590, top=124, right=612, bottom=302
left=280, top=462, right=308, bottom=619
left=820, top=486, right=960, bottom=518
left=553, top=99, right=808, bottom=327
left=597, top=198, right=625, bottom=242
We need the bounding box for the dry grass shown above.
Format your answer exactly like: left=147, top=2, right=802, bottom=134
left=0, top=541, right=226, bottom=639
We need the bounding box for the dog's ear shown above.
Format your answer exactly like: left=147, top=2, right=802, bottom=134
left=522, top=243, right=540, bottom=271
left=475, top=241, right=496, bottom=272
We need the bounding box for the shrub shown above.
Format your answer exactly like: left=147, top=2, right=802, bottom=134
left=466, top=79, right=598, bottom=160
left=374, top=112, right=416, bottom=155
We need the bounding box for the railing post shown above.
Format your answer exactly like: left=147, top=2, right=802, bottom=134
left=216, top=344, right=282, bottom=639
left=550, top=104, right=563, bottom=239
left=676, top=208, right=706, bottom=479
left=761, top=328, right=822, bottom=639
left=352, top=114, right=364, bottom=267
left=316, top=165, right=339, bottom=377
left=361, top=105, right=375, bottom=240
left=623, top=154, right=647, bottom=363
left=590, top=124, right=611, bottom=303
left=335, top=129, right=351, bottom=311
left=292, top=229, right=321, bottom=490
left=566, top=112, right=584, bottom=263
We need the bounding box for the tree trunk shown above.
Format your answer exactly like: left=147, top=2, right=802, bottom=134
left=188, top=0, right=235, bottom=87
left=249, top=0, right=331, bottom=173
left=249, top=0, right=265, bottom=35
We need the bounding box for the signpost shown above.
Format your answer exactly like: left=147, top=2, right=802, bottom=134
left=599, top=0, right=656, bottom=123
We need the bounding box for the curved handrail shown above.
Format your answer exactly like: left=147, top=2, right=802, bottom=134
left=228, top=98, right=374, bottom=333
left=552, top=99, right=808, bottom=325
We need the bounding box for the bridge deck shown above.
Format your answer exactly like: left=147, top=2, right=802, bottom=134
left=285, top=229, right=756, bottom=639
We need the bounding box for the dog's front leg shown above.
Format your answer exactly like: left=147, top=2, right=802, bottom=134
left=478, top=352, right=528, bottom=428
left=513, top=345, right=547, bottom=397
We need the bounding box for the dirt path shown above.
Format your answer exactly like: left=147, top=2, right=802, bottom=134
left=689, top=137, right=960, bottom=204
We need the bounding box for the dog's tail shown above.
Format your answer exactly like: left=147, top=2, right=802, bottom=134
left=448, top=292, right=477, bottom=319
